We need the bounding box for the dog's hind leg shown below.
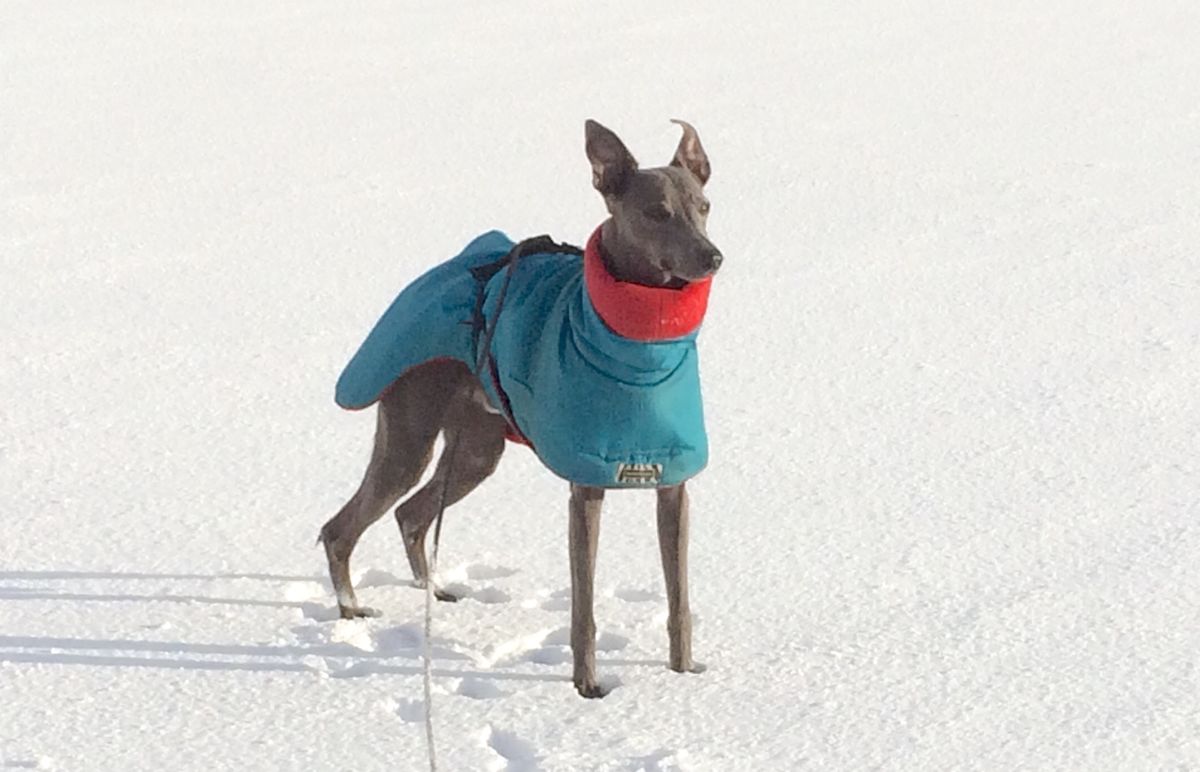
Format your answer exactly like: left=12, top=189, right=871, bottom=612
left=319, top=360, right=465, bottom=619
left=394, top=379, right=508, bottom=599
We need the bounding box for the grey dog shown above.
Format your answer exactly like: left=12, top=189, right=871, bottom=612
left=320, top=119, right=721, bottom=697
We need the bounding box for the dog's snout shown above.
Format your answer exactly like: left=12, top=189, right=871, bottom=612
left=707, top=251, right=724, bottom=272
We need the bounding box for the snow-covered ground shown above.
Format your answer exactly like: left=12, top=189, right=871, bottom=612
left=3, top=1, right=1199, bottom=769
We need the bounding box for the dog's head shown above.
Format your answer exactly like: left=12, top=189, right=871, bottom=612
left=585, top=119, right=722, bottom=288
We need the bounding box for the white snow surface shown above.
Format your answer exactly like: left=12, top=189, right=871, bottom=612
left=3, top=1, right=1199, bottom=770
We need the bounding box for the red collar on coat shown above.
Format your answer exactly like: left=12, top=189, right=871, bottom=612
left=583, top=228, right=712, bottom=341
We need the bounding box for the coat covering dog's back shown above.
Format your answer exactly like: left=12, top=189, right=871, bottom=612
left=335, top=230, right=709, bottom=487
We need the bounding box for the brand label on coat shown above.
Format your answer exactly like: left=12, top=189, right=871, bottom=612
left=616, top=463, right=663, bottom=485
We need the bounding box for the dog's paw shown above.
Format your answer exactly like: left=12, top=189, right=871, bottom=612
left=574, top=671, right=620, bottom=699
left=574, top=679, right=607, bottom=699
left=339, top=604, right=382, bottom=619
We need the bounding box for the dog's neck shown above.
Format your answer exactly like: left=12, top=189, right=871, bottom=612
left=584, top=227, right=711, bottom=341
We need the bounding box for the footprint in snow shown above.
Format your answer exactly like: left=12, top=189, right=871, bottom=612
left=298, top=602, right=344, bottom=623
left=612, top=587, right=661, bottom=603
left=464, top=563, right=519, bottom=580
left=525, top=645, right=571, bottom=665
left=383, top=696, right=425, bottom=723
left=536, top=588, right=571, bottom=611
left=538, top=596, right=570, bottom=612
left=537, top=585, right=660, bottom=610
left=625, top=748, right=694, bottom=771
left=2, top=758, right=55, bottom=770
left=354, top=567, right=409, bottom=589
left=483, top=725, right=539, bottom=771
left=523, top=627, right=628, bottom=666
left=371, top=623, right=422, bottom=654
left=541, top=627, right=628, bottom=651
left=439, top=582, right=513, bottom=605
left=436, top=561, right=519, bottom=603
left=456, top=676, right=508, bottom=700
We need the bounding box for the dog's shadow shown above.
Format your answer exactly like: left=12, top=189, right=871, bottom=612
left=0, top=569, right=575, bottom=685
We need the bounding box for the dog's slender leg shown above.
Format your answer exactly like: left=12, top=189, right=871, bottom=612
left=320, top=408, right=435, bottom=618
left=569, top=483, right=605, bottom=698
left=657, top=483, right=699, bottom=673
left=320, top=363, right=459, bottom=619
left=395, top=383, right=507, bottom=599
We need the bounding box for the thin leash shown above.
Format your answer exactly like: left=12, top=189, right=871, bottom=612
left=420, top=235, right=580, bottom=772
left=421, top=554, right=439, bottom=772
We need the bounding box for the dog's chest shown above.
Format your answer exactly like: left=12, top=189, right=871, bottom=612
left=480, top=253, right=708, bottom=488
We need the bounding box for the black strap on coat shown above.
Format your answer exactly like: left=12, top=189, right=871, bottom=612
left=467, top=234, right=582, bottom=374
left=433, top=234, right=582, bottom=564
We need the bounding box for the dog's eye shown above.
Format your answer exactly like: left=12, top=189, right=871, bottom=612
left=644, top=203, right=671, bottom=222
left=699, top=200, right=711, bottom=216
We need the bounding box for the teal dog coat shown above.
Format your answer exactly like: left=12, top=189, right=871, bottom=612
left=335, top=228, right=713, bottom=488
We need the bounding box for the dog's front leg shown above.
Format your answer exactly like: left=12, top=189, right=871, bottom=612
left=657, top=483, right=699, bottom=673
left=569, top=483, right=605, bottom=698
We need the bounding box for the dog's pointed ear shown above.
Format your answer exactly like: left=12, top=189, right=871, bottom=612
left=669, top=119, right=711, bottom=186
left=585, top=119, right=638, bottom=195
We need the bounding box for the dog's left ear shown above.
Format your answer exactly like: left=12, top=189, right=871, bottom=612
left=669, top=119, right=711, bottom=186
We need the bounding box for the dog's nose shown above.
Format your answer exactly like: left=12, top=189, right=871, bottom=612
left=707, top=251, right=723, bottom=272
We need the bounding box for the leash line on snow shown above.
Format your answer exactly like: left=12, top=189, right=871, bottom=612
left=422, top=553, right=439, bottom=772
left=420, top=235, right=580, bottom=772
left=422, top=422, right=464, bottom=772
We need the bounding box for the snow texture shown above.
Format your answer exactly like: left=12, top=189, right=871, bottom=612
left=2, top=1, right=1199, bottom=770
